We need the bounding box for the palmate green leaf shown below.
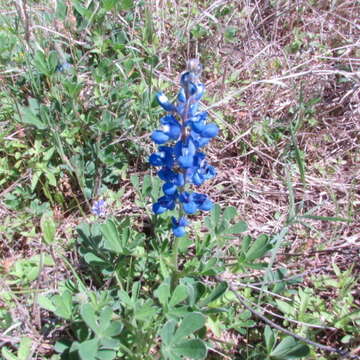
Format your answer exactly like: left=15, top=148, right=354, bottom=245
left=33, top=50, right=49, bottom=75
left=172, top=313, right=206, bottom=344
left=275, top=299, right=294, bottom=316
left=48, top=51, right=58, bottom=74
left=78, top=339, right=99, bottom=360
left=80, top=304, right=99, bottom=333
left=18, top=337, right=32, bottom=360
left=199, top=282, right=228, bottom=307
left=159, top=319, right=177, bottom=346
left=53, top=290, right=73, bottom=320
left=120, top=0, right=134, bottom=10
left=37, top=294, right=56, bottom=313
left=270, top=337, right=309, bottom=359
left=134, top=301, right=158, bottom=321
left=102, top=321, right=123, bottom=338
left=17, top=103, right=46, bottom=130
left=264, top=325, right=275, bottom=353
left=102, top=0, right=117, bottom=11
left=96, top=349, right=117, bottom=360
left=225, top=221, right=247, bottom=234
left=245, top=234, right=271, bottom=261
left=173, top=339, right=207, bottom=359
left=98, top=307, right=113, bottom=335
left=40, top=213, right=56, bottom=245
left=101, top=219, right=122, bottom=254
left=211, top=204, right=221, bottom=228
left=168, top=285, right=188, bottom=308
left=1, top=347, right=17, bottom=360
left=223, top=206, right=237, bottom=222
left=241, top=235, right=252, bottom=253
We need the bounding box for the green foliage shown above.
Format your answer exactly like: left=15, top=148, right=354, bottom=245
left=0, top=1, right=357, bottom=359
left=1, top=337, right=32, bottom=360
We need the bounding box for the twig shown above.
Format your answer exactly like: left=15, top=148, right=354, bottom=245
left=216, top=277, right=360, bottom=360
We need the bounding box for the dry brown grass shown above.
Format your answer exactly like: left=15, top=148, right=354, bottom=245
left=1, top=0, right=359, bottom=358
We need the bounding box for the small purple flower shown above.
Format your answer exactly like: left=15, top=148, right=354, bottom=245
left=92, top=200, right=106, bottom=216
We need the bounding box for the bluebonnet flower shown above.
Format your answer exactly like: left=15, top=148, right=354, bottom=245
left=149, top=59, right=218, bottom=237
left=92, top=199, right=106, bottom=216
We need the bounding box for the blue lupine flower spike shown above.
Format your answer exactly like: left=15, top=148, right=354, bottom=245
left=149, top=59, right=218, bottom=237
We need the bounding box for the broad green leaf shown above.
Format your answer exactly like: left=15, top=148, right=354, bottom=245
left=101, top=219, right=122, bottom=254
left=118, top=289, right=132, bottom=306
left=84, top=252, right=108, bottom=267
left=48, top=51, right=58, bottom=74
left=97, top=349, right=117, bottom=360
left=200, top=282, right=228, bottom=307
left=223, top=206, right=236, bottom=222
left=270, top=336, right=309, bottom=359
left=275, top=300, right=294, bottom=316
left=120, top=0, right=133, bottom=10
left=30, top=170, right=42, bottom=192
left=17, top=104, right=46, bottom=130
left=241, top=235, right=252, bottom=253
left=211, top=204, right=221, bottom=228
left=40, top=213, right=56, bottom=245
left=37, top=294, right=56, bottom=312
left=33, top=50, right=49, bottom=75
left=102, top=0, right=117, bottom=11
left=134, top=302, right=158, bottom=321
left=72, top=0, right=92, bottom=19
left=80, top=304, right=98, bottom=332
left=159, top=319, right=177, bottom=346
left=78, top=339, right=98, bottom=360
left=173, top=339, right=207, bottom=359
left=141, top=174, right=152, bottom=197
left=264, top=325, right=275, bottom=353
left=246, top=235, right=271, bottom=261
left=18, top=337, right=32, bottom=360
left=169, top=285, right=188, bottom=308
left=53, top=290, right=73, bottom=320
left=100, top=337, right=120, bottom=349
left=45, top=170, right=57, bottom=187
left=1, top=347, right=17, bottom=360
left=225, top=221, right=247, bottom=234
left=98, top=307, right=113, bottom=335
left=172, top=313, right=206, bottom=343
left=130, top=175, right=140, bottom=192
left=102, top=321, right=123, bottom=337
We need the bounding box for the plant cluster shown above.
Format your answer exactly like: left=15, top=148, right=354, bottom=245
left=0, top=1, right=359, bottom=360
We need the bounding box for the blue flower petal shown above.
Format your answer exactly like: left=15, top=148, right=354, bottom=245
left=201, top=123, right=219, bottom=138
left=173, top=225, right=186, bottom=237
left=190, top=120, right=205, bottom=134
left=163, top=182, right=177, bottom=195
left=153, top=202, right=167, bottom=214
left=156, top=92, right=177, bottom=112
left=151, top=130, right=170, bottom=144
left=183, top=202, right=198, bottom=214
left=177, top=89, right=186, bottom=103
left=158, top=168, right=176, bottom=182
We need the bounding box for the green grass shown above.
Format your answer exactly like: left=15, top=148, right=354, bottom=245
left=0, top=1, right=359, bottom=359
